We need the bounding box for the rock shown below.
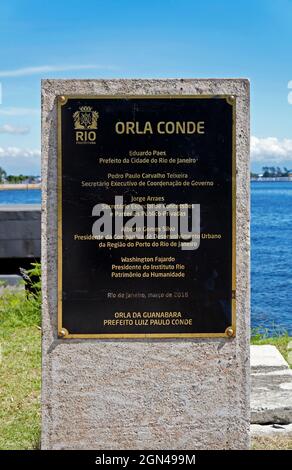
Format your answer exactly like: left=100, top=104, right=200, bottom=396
left=251, top=345, right=289, bottom=372
left=0, top=274, right=23, bottom=287
left=251, top=369, right=292, bottom=424
left=0, top=274, right=24, bottom=295
left=251, top=423, right=292, bottom=436
left=251, top=345, right=292, bottom=424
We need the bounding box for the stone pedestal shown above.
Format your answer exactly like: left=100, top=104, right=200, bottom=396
left=41, top=79, right=250, bottom=449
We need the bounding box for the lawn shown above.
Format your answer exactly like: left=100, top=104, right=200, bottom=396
left=0, top=325, right=41, bottom=449
left=0, top=264, right=41, bottom=450
left=252, top=436, right=292, bottom=450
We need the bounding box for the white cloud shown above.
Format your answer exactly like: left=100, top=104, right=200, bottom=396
left=0, top=107, right=39, bottom=116
left=0, top=147, right=40, bottom=158
left=0, top=147, right=40, bottom=174
left=251, top=136, right=292, bottom=163
left=0, top=124, right=30, bottom=134
left=0, top=64, right=117, bottom=78
left=1, top=136, right=292, bottom=175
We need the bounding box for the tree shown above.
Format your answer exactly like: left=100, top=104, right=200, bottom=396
left=0, top=166, right=7, bottom=183
left=262, top=166, right=270, bottom=177
left=283, top=167, right=289, bottom=176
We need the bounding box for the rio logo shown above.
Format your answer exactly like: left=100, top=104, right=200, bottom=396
left=73, top=105, right=99, bottom=143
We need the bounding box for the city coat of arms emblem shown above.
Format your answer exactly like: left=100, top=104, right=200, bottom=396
left=73, top=106, right=99, bottom=130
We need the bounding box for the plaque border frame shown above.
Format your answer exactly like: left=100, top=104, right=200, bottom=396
left=57, top=95, right=236, bottom=339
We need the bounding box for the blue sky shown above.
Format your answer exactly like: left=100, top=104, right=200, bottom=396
left=0, top=0, right=292, bottom=174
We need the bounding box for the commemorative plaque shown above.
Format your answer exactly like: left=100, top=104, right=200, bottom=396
left=57, top=95, right=236, bottom=338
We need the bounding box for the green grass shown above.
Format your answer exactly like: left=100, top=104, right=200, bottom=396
left=0, top=325, right=41, bottom=449
left=0, top=263, right=41, bottom=450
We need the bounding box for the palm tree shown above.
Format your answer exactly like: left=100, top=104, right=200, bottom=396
left=0, top=166, right=7, bottom=183
left=283, top=167, right=289, bottom=176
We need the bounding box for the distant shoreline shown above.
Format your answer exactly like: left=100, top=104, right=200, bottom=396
left=0, top=183, right=41, bottom=190
left=251, top=177, right=292, bottom=182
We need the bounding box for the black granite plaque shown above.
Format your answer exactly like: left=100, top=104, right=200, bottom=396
left=57, top=96, right=236, bottom=338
